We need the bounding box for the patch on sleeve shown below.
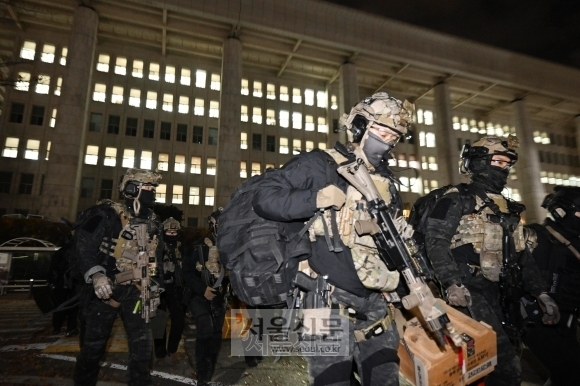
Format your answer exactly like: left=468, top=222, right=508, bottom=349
left=429, top=197, right=453, bottom=220
left=81, top=216, right=103, bottom=233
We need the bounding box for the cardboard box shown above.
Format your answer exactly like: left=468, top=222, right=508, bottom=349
left=397, top=304, right=497, bottom=386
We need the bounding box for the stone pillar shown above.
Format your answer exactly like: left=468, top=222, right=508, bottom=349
left=339, top=62, right=359, bottom=143
left=433, top=82, right=460, bottom=186
left=41, top=6, right=98, bottom=221
left=512, top=98, right=546, bottom=223
left=575, top=115, right=580, bottom=159
left=215, top=37, right=242, bottom=209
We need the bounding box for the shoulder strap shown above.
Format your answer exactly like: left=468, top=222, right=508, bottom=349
left=545, top=225, right=580, bottom=260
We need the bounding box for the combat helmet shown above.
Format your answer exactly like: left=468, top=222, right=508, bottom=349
left=119, top=168, right=162, bottom=198
left=163, top=217, right=181, bottom=232
left=542, top=186, right=580, bottom=222
left=459, top=135, right=519, bottom=175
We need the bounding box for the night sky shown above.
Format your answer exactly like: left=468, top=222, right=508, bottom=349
left=326, top=0, right=580, bottom=70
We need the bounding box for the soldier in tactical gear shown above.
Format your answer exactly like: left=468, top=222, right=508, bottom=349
left=74, top=168, right=164, bottom=386
left=523, top=187, right=580, bottom=386
left=182, top=209, right=226, bottom=385
left=424, top=136, right=558, bottom=386
left=154, top=217, right=186, bottom=361
left=252, top=92, right=411, bottom=386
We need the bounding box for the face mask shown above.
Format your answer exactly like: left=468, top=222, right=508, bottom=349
left=472, top=166, right=509, bottom=193
left=361, top=131, right=395, bottom=168
left=164, top=234, right=179, bottom=243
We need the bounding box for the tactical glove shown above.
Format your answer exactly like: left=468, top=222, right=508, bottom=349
left=92, top=272, right=113, bottom=300
left=538, top=293, right=560, bottom=325
left=316, top=185, right=346, bottom=210
left=204, top=286, right=217, bottom=301
left=446, top=284, right=472, bottom=307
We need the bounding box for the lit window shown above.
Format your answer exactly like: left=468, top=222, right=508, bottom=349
left=162, top=94, right=173, bottom=112
left=104, top=147, right=117, bottom=167
left=158, top=153, right=169, bottom=171
left=253, top=81, right=262, bottom=98
left=280, top=110, right=289, bottom=128
left=96, top=54, right=110, bottom=72
left=178, top=96, right=189, bottom=114
left=46, top=141, right=51, bottom=160
left=253, top=107, right=262, bottom=124
left=157, top=184, right=167, bottom=203
left=60, top=47, right=67, bottom=66
left=419, top=131, right=426, bottom=147
left=304, top=89, right=314, bottom=106
left=292, top=88, right=301, bottom=104
left=241, top=105, right=248, bottom=122
left=50, top=109, right=57, bottom=128
left=132, top=60, right=144, bottom=78
left=470, top=119, right=479, bottom=133
left=293, top=139, right=301, bottom=155
left=398, top=153, right=407, bottom=167
left=122, top=149, right=135, bottom=168
left=41, top=44, right=55, bottom=63
left=494, top=124, right=504, bottom=137
left=189, top=187, right=200, bottom=205
left=241, top=79, right=249, bottom=95
left=241, top=132, right=248, bottom=149
left=266, top=163, right=275, bottom=170
left=180, top=68, right=191, bottom=85
left=129, top=89, right=141, bottom=107
left=149, top=62, right=160, bottom=81
left=428, top=156, right=438, bottom=171
left=172, top=185, right=183, bottom=204
left=306, top=141, right=314, bottom=152
left=194, top=98, right=204, bottom=116
left=251, top=162, right=261, bottom=176
left=280, top=137, right=289, bottom=154
left=207, top=158, right=217, bottom=175
left=93, top=83, right=106, bottom=102
left=174, top=154, right=185, bottom=173
left=548, top=172, right=555, bottom=185
left=452, top=116, right=460, bottom=130
left=305, top=115, right=314, bottom=131
left=409, top=154, right=419, bottom=169
left=85, top=145, right=99, bottom=165
left=209, top=101, right=219, bottom=118
left=417, top=109, right=424, bottom=124
left=15, top=72, right=31, bottom=91
left=195, top=70, right=206, bottom=88
left=399, top=177, right=409, bottom=193
left=111, top=86, right=124, bottom=104
left=114, top=57, right=127, bottom=75
left=280, top=86, right=289, bottom=101
left=331, top=95, right=338, bottom=110
left=54, top=77, right=62, bottom=96
left=317, top=117, right=328, bottom=133
left=267, top=83, right=276, bottom=100
left=2, top=137, right=19, bottom=158
left=318, top=142, right=327, bottom=150
left=240, top=161, right=247, bottom=178
left=205, top=187, right=215, bottom=206
left=20, top=41, right=36, bottom=60
left=426, top=133, right=436, bottom=148
left=35, top=75, right=50, bottom=94
left=146, top=91, right=157, bottom=109
left=140, top=150, right=152, bottom=169
left=421, top=156, right=427, bottom=169
left=292, top=112, right=302, bottom=129
left=317, top=91, right=327, bottom=108
left=266, top=109, right=276, bottom=125
left=165, top=65, right=175, bottom=83
left=424, top=110, right=434, bottom=125
left=24, top=140, right=40, bottom=160
left=211, top=74, right=221, bottom=91
left=190, top=157, right=201, bottom=174
left=541, top=132, right=550, bottom=145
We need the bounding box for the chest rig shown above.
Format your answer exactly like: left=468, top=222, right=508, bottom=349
left=450, top=191, right=525, bottom=281
left=307, top=149, right=400, bottom=292
left=163, top=242, right=182, bottom=273
left=196, top=237, right=224, bottom=288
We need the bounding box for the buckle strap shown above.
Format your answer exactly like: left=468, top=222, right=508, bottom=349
left=353, top=304, right=395, bottom=343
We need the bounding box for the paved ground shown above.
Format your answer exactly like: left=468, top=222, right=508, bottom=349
left=0, top=292, right=549, bottom=385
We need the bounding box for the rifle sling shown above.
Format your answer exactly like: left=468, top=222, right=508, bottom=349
left=545, top=225, right=580, bottom=260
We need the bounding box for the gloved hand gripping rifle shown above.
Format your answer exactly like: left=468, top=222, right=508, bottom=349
left=336, top=155, right=462, bottom=347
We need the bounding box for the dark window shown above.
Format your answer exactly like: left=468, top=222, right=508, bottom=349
left=100, top=179, right=113, bottom=200
left=208, top=128, right=218, bottom=145
left=9, top=103, right=25, bottom=123
left=572, top=137, right=577, bottom=149
left=187, top=217, right=198, bottom=227
left=160, top=122, right=171, bottom=140
left=576, top=156, right=580, bottom=167
left=553, top=153, right=559, bottom=165
left=549, top=134, right=555, bottom=145
left=143, top=119, right=155, bottom=138
left=80, top=177, right=95, bottom=198
left=176, top=124, right=187, bottom=142
left=0, top=172, right=12, bottom=193
left=19, top=173, right=33, bottom=194
left=107, top=115, right=120, bottom=134
left=252, top=134, right=262, bottom=150
left=332, top=119, right=339, bottom=133
left=569, top=154, right=574, bottom=167
left=30, top=105, right=45, bottom=126
left=89, top=113, right=102, bottom=132
left=192, top=126, right=203, bottom=144
left=39, top=174, right=44, bottom=195
left=457, top=138, right=463, bottom=151
left=561, top=154, right=566, bottom=165
left=545, top=152, right=551, bottom=164
left=126, top=117, right=138, bottom=136
left=538, top=150, right=544, bottom=163
left=266, top=135, right=275, bottom=152
left=556, top=135, right=562, bottom=146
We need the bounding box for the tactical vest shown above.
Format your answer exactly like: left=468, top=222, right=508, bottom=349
left=196, top=237, right=223, bottom=287
left=448, top=190, right=525, bottom=282
left=307, top=149, right=400, bottom=292
left=162, top=241, right=182, bottom=283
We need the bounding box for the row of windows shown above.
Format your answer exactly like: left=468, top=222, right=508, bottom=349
left=540, top=171, right=580, bottom=186
left=453, top=117, right=516, bottom=137
left=9, top=103, right=56, bottom=127
left=20, top=41, right=67, bottom=65
left=538, top=151, right=580, bottom=167
left=2, top=137, right=50, bottom=160
left=533, top=131, right=577, bottom=148
left=14, top=73, right=62, bottom=94
left=0, top=172, right=36, bottom=195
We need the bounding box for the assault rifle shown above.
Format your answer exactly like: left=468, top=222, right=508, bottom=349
left=336, top=151, right=462, bottom=347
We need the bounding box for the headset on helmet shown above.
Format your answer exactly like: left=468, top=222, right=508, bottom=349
left=459, top=135, right=519, bottom=175
left=542, top=186, right=580, bottom=221
left=119, top=168, right=162, bottom=198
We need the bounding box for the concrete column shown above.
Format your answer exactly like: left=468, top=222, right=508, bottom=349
left=339, top=62, right=359, bottom=143
left=41, top=6, right=98, bottom=221
left=575, top=115, right=580, bottom=159
left=433, top=82, right=460, bottom=186
left=215, top=37, right=242, bottom=209
left=512, top=98, right=546, bottom=223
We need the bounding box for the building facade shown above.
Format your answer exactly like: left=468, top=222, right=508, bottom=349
left=1, top=0, right=580, bottom=225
